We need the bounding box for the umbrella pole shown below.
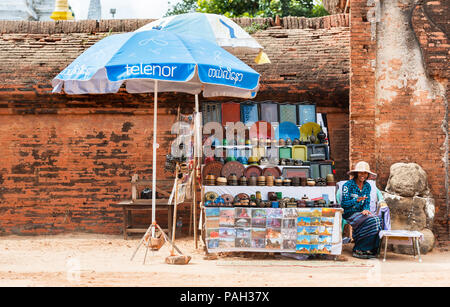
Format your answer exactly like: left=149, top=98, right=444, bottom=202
left=152, top=80, right=158, bottom=238
left=194, top=94, right=199, bottom=249
left=189, top=169, right=193, bottom=236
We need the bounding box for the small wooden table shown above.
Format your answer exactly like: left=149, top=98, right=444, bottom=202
left=112, top=199, right=174, bottom=240
left=111, top=175, right=178, bottom=240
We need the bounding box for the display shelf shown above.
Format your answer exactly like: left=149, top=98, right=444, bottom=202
left=203, top=185, right=336, bottom=202
left=202, top=163, right=330, bottom=169
left=243, top=165, right=314, bottom=169
left=207, top=144, right=331, bottom=161
left=221, top=123, right=302, bottom=129
left=211, top=144, right=327, bottom=148
left=207, top=247, right=295, bottom=253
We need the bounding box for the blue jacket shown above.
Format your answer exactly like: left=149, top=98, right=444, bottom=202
left=340, top=179, right=371, bottom=219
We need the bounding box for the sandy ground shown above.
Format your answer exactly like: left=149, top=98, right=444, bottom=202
left=0, top=233, right=449, bottom=287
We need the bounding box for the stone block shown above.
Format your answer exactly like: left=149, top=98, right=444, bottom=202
left=383, top=192, right=436, bottom=254
left=386, top=163, right=431, bottom=197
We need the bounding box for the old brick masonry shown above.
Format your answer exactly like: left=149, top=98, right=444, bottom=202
left=0, top=15, right=350, bottom=236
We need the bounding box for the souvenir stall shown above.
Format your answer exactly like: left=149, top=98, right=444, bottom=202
left=200, top=101, right=343, bottom=255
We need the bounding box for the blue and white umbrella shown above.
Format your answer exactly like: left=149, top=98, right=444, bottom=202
left=53, top=29, right=260, bottom=97
left=52, top=29, right=260, bottom=231
left=137, top=12, right=270, bottom=64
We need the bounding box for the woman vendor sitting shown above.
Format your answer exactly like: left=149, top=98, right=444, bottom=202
left=341, top=161, right=383, bottom=259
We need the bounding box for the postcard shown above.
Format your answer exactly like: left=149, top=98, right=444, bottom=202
left=205, top=207, right=220, bottom=217
left=207, top=228, right=219, bottom=239
left=252, top=217, right=266, bottom=228
left=266, top=218, right=282, bottom=228
left=206, top=217, right=219, bottom=229
left=235, top=217, right=251, bottom=227
left=251, top=238, right=266, bottom=248
left=219, top=215, right=235, bottom=227
left=220, top=208, right=235, bottom=218
left=306, top=226, right=320, bottom=235
left=235, top=238, right=251, bottom=248
left=310, top=245, right=319, bottom=254
left=296, top=244, right=310, bottom=254
left=319, top=235, right=331, bottom=244
left=252, top=208, right=267, bottom=218
left=309, top=235, right=319, bottom=245
left=235, top=208, right=251, bottom=219
left=219, top=228, right=236, bottom=239
left=281, top=228, right=297, bottom=240
left=266, top=238, right=282, bottom=249
left=235, top=228, right=251, bottom=239
left=297, top=217, right=311, bottom=226
left=266, top=228, right=282, bottom=239
left=321, top=208, right=337, bottom=218
left=283, top=208, right=298, bottom=219
left=297, top=208, right=313, bottom=217
left=282, top=239, right=296, bottom=250
left=219, top=238, right=235, bottom=248
left=321, top=217, right=334, bottom=226
left=297, top=235, right=310, bottom=245
left=318, top=244, right=332, bottom=254
left=207, top=239, right=219, bottom=249
left=251, top=228, right=266, bottom=239
left=219, top=208, right=235, bottom=227
left=319, top=226, right=333, bottom=236
left=282, top=218, right=296, bottom=229
left=297, top=226, right=308, bottom=236
left=311, top=209, right=322, bottom=217
left=310, top=217, right=321, bottom=226
left=267, top=208, right=283, bottom=218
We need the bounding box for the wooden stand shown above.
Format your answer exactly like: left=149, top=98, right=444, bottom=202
left=130, top=222, right=183, bottom=264
left=130, top=164, right=189, bottom=265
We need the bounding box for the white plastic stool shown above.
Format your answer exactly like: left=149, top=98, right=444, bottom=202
left=379, top=230, right=424, bottom=262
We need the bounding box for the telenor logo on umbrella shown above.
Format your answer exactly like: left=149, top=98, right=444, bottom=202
left=125, top=64, right=178, bottom=78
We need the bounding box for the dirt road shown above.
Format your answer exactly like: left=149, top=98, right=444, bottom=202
left=0, top=233, right=448, bottom=287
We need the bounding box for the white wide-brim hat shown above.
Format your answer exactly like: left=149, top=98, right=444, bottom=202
left=347, top=161, right=377, bottom=179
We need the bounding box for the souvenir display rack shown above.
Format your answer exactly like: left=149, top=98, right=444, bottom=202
left=200, top=101, right=342, bottom=255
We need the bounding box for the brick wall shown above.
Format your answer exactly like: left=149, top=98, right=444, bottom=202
left=0, top=17, right=350, bottom=235
left=350, top=0, right=449, bottom=242
left=0, top=14, right=349, bottom=34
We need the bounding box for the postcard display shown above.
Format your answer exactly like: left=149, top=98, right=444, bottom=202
left=202, top=101, right=343, bottom=255
left=205, top=206, right=342, bottom=254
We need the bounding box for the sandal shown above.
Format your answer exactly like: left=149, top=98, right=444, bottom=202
left=366, top=251, right=378, bottom=259
left=352, top=250, right=370, bottom=259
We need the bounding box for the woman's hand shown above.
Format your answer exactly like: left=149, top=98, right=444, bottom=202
left=361, top=210, right=371, bottom=216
